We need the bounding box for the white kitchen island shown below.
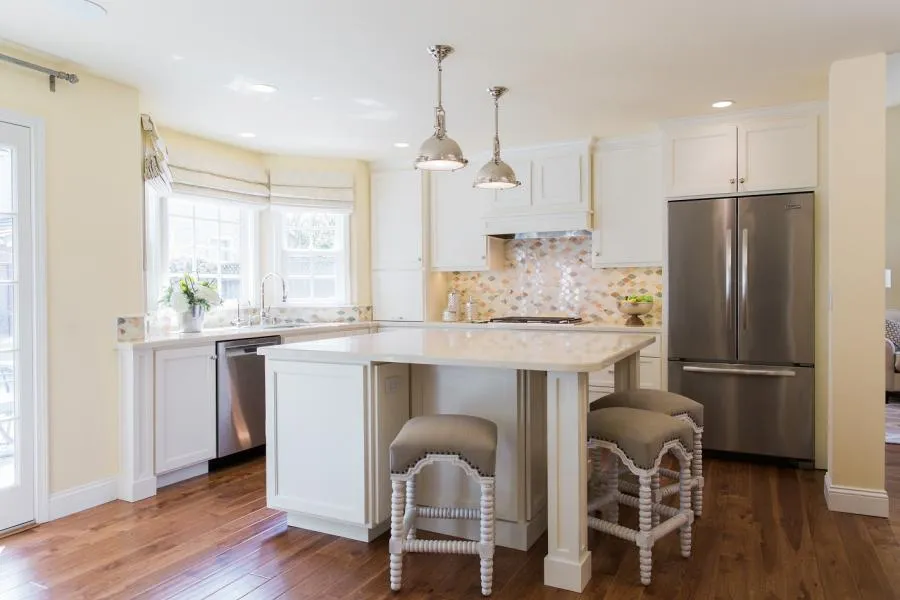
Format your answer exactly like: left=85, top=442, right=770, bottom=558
left=259, top=327, right=653, bottom=593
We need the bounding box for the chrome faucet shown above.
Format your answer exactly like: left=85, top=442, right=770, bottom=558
left=259, top=272, right=287, bottom=325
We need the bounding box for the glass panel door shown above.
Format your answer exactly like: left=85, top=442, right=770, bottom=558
left=0, top=120, right=34, bottom=533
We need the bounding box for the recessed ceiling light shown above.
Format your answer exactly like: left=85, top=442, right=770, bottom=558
left=311, top=96, right=324, bottom=101
left=171, top=54, right=185, bottom=62
left=393, top=142, right=410, bottom=148
left=238, top=132, right=256, bottom=139
left=248, top=83, right=278, bottom=94
left=712, top=100, right=734, bottom=109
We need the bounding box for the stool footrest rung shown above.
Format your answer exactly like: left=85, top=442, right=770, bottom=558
left=403, top=539, right=480, bottom=555
left=414, top=505, right=481, bottom=520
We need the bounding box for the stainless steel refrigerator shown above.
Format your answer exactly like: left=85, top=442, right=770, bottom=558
left=667, top=192, right=814, bottom=462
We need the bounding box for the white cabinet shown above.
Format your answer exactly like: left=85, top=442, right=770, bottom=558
left=431, top=171, right=503, bottom=271
left=371, top=168, right=428, bottom=321
left=154, top=345, right=217, bottom=474
left=592, top=136, right=663, bottom=267
left=372, top=270, right=424, bottom=322
left=483, top=141, right=593, bottom=235
left=371, top=170, right=423, bottom=270
left=588, top=333, right=661, bottom=397
left=738, top=116, right=818, bottom=193
left=663, top=125, right=737, bottom=198
left=664, top=114, right=818, bottom=198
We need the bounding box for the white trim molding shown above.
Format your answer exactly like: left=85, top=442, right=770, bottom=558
left=0, top=109, right=49, bottom=524
left=49, top=477, right=118, bottom=521
left=824, top=472, right=889, bottom=518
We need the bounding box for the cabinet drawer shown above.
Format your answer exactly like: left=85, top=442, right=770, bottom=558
left=588, top=357, right=661, bottom=389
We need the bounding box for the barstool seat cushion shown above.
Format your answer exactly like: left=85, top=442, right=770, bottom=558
left=590, top=389, right=704, bottom=428
left=587, top=407, right=693, bottom=470
left=390, top=415, right=498, bottom=476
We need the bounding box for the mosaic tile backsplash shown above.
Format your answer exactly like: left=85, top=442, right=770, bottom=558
left=449, top=236, right=663, bottom=326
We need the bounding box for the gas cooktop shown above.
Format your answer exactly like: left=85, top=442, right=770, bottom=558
left=488, top=316, right=584, bottom=325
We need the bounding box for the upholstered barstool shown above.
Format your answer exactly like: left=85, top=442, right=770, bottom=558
left=586, top=407, right=694, bottom=586
left=388, top=415, right=498, bottom=597
left=590, top=390, right=704, bottom=516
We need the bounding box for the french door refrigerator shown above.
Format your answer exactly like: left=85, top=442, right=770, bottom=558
left=667, top=192, right=814, bottom=461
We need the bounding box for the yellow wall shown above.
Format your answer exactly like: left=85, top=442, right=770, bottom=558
left=826, top=53, right=886, bottom=491
left=0, top=46, right=144, bottom=493
left=887, top=106, right=900, bottom=309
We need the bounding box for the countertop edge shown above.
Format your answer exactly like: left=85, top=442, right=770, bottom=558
left=375, top=320, right=663, bottom=334
left=117, top=322, right=373, bottom=351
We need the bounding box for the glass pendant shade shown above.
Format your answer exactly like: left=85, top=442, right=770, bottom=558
left=415, top=45, right=467, bottom=171
left=474, top=86, right=520, bottom=189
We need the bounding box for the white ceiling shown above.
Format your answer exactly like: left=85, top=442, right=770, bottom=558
left=2, top=0, right=900, bottom=160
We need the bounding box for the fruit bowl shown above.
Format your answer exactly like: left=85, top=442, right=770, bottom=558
left=617, top=295, right=654, bottom=327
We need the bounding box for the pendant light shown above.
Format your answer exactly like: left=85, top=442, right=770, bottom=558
left=473, top=86, right=520, bottom=189
left=415, top=45, right=468, bottom=171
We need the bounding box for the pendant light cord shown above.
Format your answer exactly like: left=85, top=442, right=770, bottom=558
left=434, top=56, right=446, bottom=139
left=492, top=95, right=501, bottom=163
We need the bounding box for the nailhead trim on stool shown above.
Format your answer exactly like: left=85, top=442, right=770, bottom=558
left=586, top=407, right=694, bottom=586
left=388, top=419, right=498, bottom=597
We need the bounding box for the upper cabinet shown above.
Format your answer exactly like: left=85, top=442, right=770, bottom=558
left=592, top=135, right=663, bottom=267
left=663, top=125, right=737, bottom=198
left=483, top=141, right=593, bottom=235
left=737, top=116, right=818, bottom=193
left=664, top=114, right=818, bottom=198
left=430, top=171, right=504, bottom=272
left=371, top=170, right=424, bottom=270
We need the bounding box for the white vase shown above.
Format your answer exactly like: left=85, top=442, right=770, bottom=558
left=180, top=306, right=205, bottom=333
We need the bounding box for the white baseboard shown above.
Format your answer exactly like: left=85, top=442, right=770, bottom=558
left=157, top=462, right=208, bottom=489
left=824, top=472, right=890, bottom=518
left=49, top=477, right=118, bottom=520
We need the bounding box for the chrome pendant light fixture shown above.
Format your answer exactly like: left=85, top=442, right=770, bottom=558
left=415, top=45, right=468, bottom=171
left=473, top=86, right=520, bottom=189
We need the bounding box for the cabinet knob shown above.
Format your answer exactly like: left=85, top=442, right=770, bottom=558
left=594, top=251, right=599, bottom=257
left=481, top=255, right=486, bottom=260
left=729, top=178, right=736, bottom=184
left=417, top=257, right=422, bottom=262
left=739, top=177, right=745, bottom=184
left=210, top=355, right=217, bottom=361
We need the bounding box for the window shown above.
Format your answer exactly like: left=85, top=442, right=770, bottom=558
left=159, top=196, right=255, bottom=304
left=274, top=208, right=350, bottom=304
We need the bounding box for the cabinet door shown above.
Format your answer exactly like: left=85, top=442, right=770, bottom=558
left=592, top=141, right=663, bottom=267
left=484, top=153, right=532, bottom=215
left=155, top=345, right=217, bottom=474
left=738, top=115, right=818, bottom=193
left=372, top=270, right=424, bottom=321
left=371, top=170, right=423, bottom=270
left=664, top=125, right=737, bottom=197
left=532, top=150, right=589, bottom=211
left=431, top=171, right=494, bottom=271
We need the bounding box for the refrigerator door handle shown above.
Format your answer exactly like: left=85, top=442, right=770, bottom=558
left=741, top=227, right=749, bottom=331
left=725, top=230, right=732, bottom=326
left=683, top=365, right=796, bottom=377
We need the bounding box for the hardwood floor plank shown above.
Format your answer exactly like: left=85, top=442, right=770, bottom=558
left=3, top=454, right=900, bottom=600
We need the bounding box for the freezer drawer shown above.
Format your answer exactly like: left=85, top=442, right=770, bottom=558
left=668, top=361, right=814, bottom=461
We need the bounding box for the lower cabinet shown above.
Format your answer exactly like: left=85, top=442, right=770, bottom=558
left=154, top=344, right=217, bottom=474
left=588, top=333, right=662, bottom=400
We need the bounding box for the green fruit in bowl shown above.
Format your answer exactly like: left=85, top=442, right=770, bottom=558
left=622, top=294, right=654, bottom=304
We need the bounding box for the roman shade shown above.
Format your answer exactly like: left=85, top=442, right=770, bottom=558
left=269, top=169, right=355, bottom=213
left=164, top=128, right=269, bottom=207
left=141, top=114, right=173, bottom=195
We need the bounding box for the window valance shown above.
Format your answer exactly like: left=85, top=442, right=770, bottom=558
left=269, top=169, right=355, bottom=213
left=141, top=114, right=173, bottom=195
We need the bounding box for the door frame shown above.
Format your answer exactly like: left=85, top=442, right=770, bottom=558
left=0, top=108, right=49, bottom=524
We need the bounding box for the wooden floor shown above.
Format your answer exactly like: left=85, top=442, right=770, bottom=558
left=3, top=451, right=900, bottom=600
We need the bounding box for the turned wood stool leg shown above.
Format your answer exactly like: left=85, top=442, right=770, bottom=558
left=680, top=458, right=693, bottom=558
left=692, top=430, right=703, bottom=518
left=650, top=472, right=660, bottom=528
left=406, top=475, right=417, bottom=539
left=638, top=474, right=653, bottom=586
left=479, top=479, right=496, bottom=597
left=389, top=479, right=405, bottom=591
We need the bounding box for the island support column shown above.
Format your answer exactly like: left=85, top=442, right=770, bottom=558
left=543, top=371, right=591, bottom=592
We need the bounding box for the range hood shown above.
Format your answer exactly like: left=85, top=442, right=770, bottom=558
left=490, top=230, right=592, bottom=240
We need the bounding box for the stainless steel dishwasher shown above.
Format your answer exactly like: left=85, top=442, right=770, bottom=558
left=216, top=336, right=282, bottom=458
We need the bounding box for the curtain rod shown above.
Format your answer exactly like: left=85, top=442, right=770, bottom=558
left=0, top=52, right=79, bottom=92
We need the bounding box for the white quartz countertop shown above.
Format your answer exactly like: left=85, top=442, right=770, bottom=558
left=117, top=321, right=372, bottom=350
left=258, top=328, right=654, bottom=372
left=378, top=320, right=662, bottom=334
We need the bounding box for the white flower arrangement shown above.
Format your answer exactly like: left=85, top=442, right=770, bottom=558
left=160, top=274, right=223, bottom=313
